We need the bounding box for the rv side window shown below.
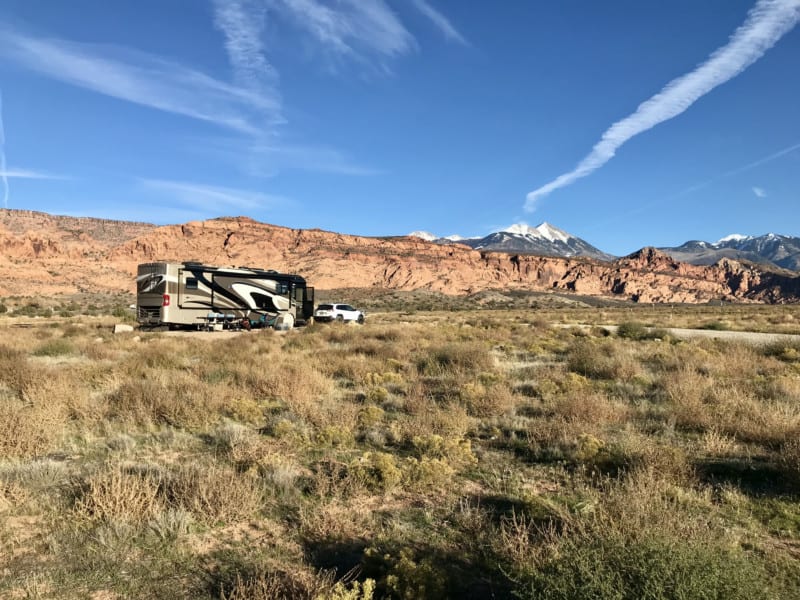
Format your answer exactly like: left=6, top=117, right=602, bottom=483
left=186, top=277, right=198, bottom=290
left=277, top=283, right=289, bottom=295
left=252, top=293, right=277, bottom=311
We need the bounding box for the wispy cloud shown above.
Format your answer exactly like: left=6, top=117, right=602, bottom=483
left=525, top=0, right=800, bottom=212
left=409, top=0, right=468, bottom=45
left=140, top=178, right=289, bottom=212
left=674, top=140, right=800, bottom=197
left=752, top=186, right=767, bottom=197
left=210, top=0, right=387, bottom=176
left=582, top=140, right=800, bottom=234
left=0, top=29, right=281, bottom=135
left=720, top=140, right=800, bottom=176
left=0, top=168, right=65, bottom=179
left=274, top=0, right=416, bottom=62
left=3, top=0, right=465, bottom=187
left=245, top=141, right=384, bottom=176
left=212, top=0, right=283, bottom=127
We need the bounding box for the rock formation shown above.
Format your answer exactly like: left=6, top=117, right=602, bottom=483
left=1, top=209, right=799, bottom=303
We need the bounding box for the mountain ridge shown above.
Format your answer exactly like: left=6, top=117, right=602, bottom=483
left=410, top=222, right=800, bottom=272
left=409, top=222, right=614, bottom=262
left=1, top=209, right=799, bottom=303
left=660, top=232, right=800, bottom=271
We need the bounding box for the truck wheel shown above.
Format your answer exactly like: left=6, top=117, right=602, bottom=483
left=336, top=315, right=344, bottom=322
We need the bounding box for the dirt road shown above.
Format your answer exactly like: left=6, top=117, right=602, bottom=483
left=589, top=325, right=800, bottom=345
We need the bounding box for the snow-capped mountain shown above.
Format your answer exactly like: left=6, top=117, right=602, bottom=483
left=407, top=230, right=438, bottom=242
left=408, top=222, right=614, bottom=261
left=661, top=233, right=800, bottom=271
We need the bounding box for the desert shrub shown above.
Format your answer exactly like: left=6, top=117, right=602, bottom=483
left=416, top=342, right=494, bottom=376
left=111, top=305, right=134, bottom=321
left=221, top=570, right=373, bottom=600
left=213, top=421, right=268, bottom=468
left=0, top=399, right=64, bottom=458
left=780, top=438, right=800, bottom=483
left=32, top=338, right=75, bottom=357
left=366, top=386, right=389, bottom=404
left=350, top=338, right=403, bottom=361
left=75, top=465, right=161, bottom=524
left=694, top=380, right=800, bottom=447
left=0, top=344, right=33, bottom=396
left=513, top=528, right=774, bottom=600
left=220, top=569, right=331, bottom=600
left=761, top=341, right=800, bottom=363
left=514, top=366, right=589, bottom=402
left=502, top=469, right=779, bottom=600
left=616, top=321, right=648, bottom=340
left=364, top=547, right=448, bottom=599
left=264, top=415, right=311, bottom=443
left=164, top=463, right=263, bottom=524
left=410, top=434, right=476, bottom=469
left=321, top=579, right=376, bottom=600
left=14, top=302, right=50, bottom=317
left=550, top=391, right=630, bottom=427
left=566, top=339, right=640, bottom=381
left=309, top=459, right=361, bottom=500
left=124, top=343, right=184, bottom=372
left=261, top=458, right=305, bottom=497
left=316, top=425, right=355, bottom=448
left=246, top=360, right=334, bottom=405
left=403, top=457, right=455, bottom=491
left=757, top=375, right=800, bottom=403
left=370, top=326, right=408, bottom=343
left=617, top=321, right=670, bottom=341
left=357, top=405, right=385, bottom=428
left=458, top=379, right=515, bottom=417
left=350, top=452, right=402, bottom=492
left=700, top=320, right=729, bottom=331
left=108, top=377, right=209, bottom=429
left=657, top=369, right=713, bottom=432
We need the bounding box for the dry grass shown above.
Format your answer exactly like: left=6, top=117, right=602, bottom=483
left=1, top=304, right=799, bottom=598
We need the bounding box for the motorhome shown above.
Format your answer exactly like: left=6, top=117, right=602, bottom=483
left=136, top=262, right=314, bottom=329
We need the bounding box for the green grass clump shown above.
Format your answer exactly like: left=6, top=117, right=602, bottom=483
left=32, top=338, right=75, bottom=357
left=515, top=530, right=775, bottom=600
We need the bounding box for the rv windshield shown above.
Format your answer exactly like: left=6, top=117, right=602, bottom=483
left=137, top=272, right=167, bottom=294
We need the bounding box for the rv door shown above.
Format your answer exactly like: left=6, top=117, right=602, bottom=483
left=301, top=286, right=314, bottom=323
left=178, top=269, right=205, bottom=309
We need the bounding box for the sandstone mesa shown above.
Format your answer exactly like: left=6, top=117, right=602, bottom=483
left=1, top=209, right=799, bottom=303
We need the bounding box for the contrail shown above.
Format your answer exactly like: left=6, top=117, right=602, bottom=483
left=525, top=0, right=800, bottom=211
left=580, top=139, right=800, bottom=233
left=0, top=90, right=8, bottom=208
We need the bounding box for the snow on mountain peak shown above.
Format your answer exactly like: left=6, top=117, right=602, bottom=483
left=408, top=231, right=438, bottom=241
left=535, top=222, right=571, bottom=243
left=715, top=233, right=751, bottom=245
left=501, top=222, right=571, bottom=243
left=503, top=223, right=537, bottom=236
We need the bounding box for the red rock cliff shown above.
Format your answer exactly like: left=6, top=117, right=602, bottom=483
left=1, top=210, right=798, bottom=303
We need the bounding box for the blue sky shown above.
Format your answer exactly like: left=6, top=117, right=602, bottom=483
left=0, top=0, right=798, bottom=256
